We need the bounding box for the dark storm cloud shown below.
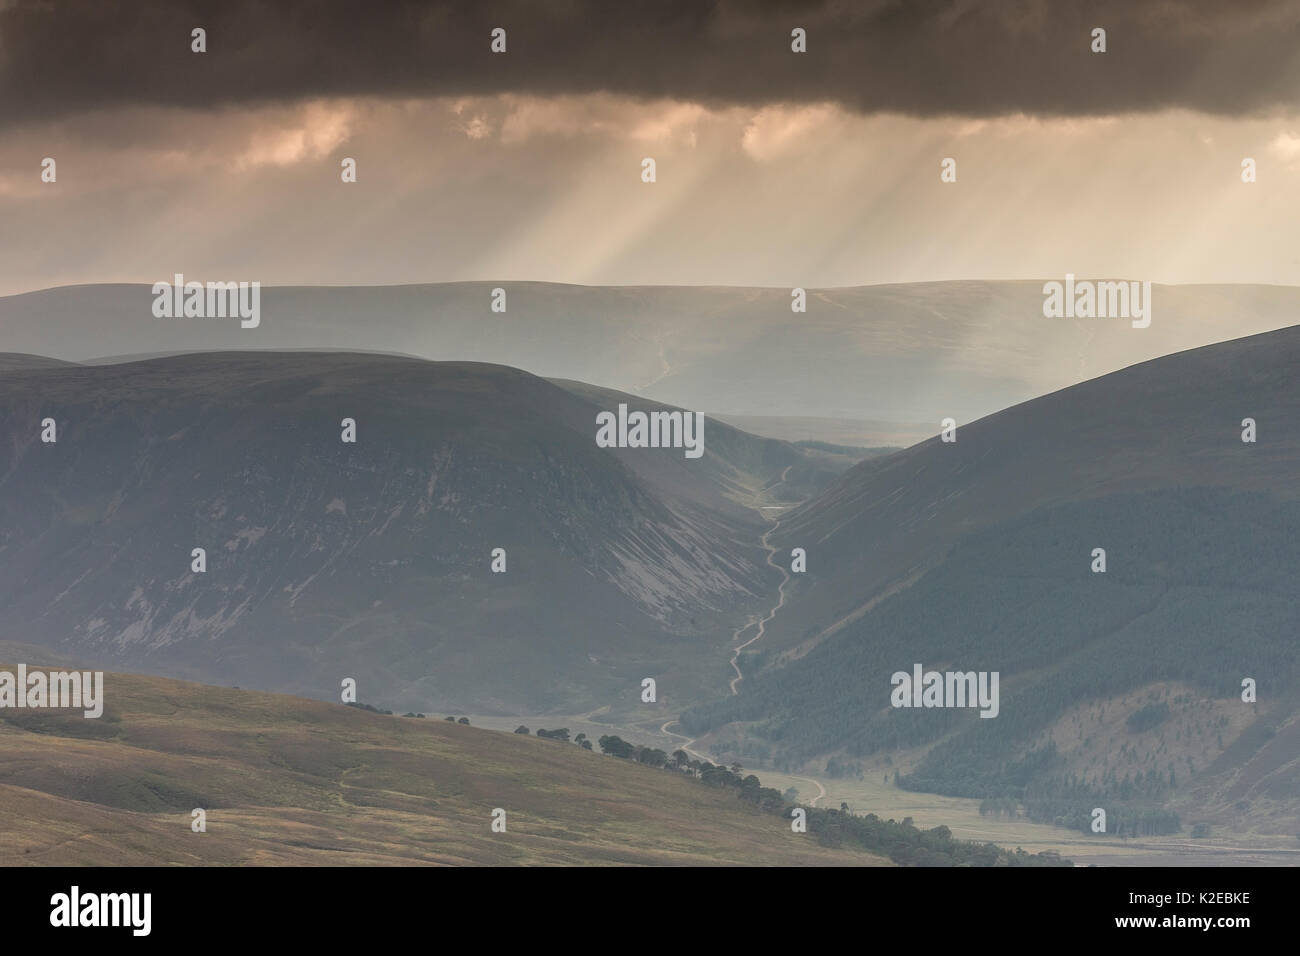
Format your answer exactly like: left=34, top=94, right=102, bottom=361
left=2, top=0, right=1299, bottom=127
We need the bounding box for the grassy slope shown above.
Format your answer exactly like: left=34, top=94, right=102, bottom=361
left=761, top=324, right=1300, bottom=655
left=0, top=668, right=888, bottom=867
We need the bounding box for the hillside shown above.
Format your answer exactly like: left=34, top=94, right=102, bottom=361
left=0, top=352, right=834, bottom=716
left=0, top=667, right=893, bottom=866
left=680, top=327, right=1300, bottom=841
left=4, top=281, right=1298, bottom=426
left=752, top=325, right=1300, bottom=655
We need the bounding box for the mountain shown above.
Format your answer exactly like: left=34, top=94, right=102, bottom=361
left=680, top=326, right=1300, bottom=840
left=4, top=281, right=1299, bottom=426
left=0, top=666, right=892, bottom=866
left=0, top=351, right=842, bottom=715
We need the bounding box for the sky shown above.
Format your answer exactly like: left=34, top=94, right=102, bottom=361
left=2, top=0, right=1299, bottom=296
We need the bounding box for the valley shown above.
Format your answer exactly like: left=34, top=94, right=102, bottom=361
left=2, top=321, right=1298, bottom=867
left=0, top=352, right=863, bottom=717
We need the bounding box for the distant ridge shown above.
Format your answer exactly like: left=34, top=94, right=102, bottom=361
left=4, top=280, right=1297, bottom=425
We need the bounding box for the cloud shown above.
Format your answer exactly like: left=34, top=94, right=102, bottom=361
left=3, top=0, right=1300, bottom=130
left=741, top=104, right=837, bottom=161
left=234, top=102, right=355, bottom=170
left=1272, top=131, right=1300, bottom=156
left=3, top=94, right=1297, bottom=297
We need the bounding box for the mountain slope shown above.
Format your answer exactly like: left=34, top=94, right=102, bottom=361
left=756, top=325, right=1300, bottom=655
left=0, top=352, right=820, bottom=715
left=680, top=327, right=1300, bottom=839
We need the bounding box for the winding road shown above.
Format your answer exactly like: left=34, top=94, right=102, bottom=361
left=790, top=775, right=827, bottom=807
left=659, top=465, right=826, bottom=806
left=658, top=719, right=716, bottom=766
left=658, top=718, right=825, bottom=807
left=728, top=511, right=793, bottom=694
